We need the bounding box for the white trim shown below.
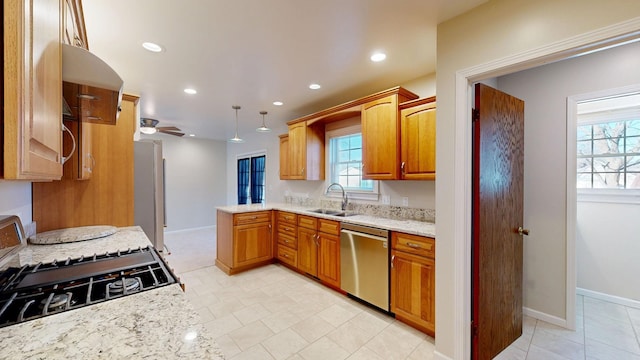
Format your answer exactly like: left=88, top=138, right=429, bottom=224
left=434, top=351, right=453, bottom=360
left=577, top=190, right=640, bottom=204
left=566, top=96, right=578, bottom=331
left=164, top=225, right=216, bottom=235
left=453, top=17, right=640, bottom=359
left=523, top=307, right=568, bottom=328
left=577, top=287, right=640, bottom=310
left=235, top=149, right=267, bottom=159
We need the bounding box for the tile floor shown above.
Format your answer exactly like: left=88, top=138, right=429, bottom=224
left=164, top=228, right=640, bottom=360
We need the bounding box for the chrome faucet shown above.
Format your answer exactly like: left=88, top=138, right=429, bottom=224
left=326, top=183, right=348, bottom=211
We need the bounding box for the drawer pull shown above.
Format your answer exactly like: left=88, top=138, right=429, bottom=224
left=406, top=242, right=422, bottom=249
left=284, top=227, right=291, bottom=231
left=250, top=216, right=258, bottom=219
left=284, top=239, right=291, bottom=243
left=282, top=253, right=289, bottom=259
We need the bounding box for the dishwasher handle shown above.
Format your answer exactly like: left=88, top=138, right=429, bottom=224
left=340, top=229, right=388, bottom=242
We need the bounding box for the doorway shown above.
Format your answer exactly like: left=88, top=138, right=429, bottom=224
left=451, top=25, right=640, bottom=359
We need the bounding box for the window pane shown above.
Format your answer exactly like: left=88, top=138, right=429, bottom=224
left=577, top=141, right=592, bottom=155
left=577, top=173, right=591, bottom=188
left=346, top=176, right=359, bottom=188
left=577, top=158, right=592, bottom=173
left=337, top=137, right=350, bottom=151
left=627, top=120, right=640, bottom=137
left=593, top=172, right=621, bottom=188
left=626, top=173, right=640, bottom=189
left=627, top=156, right=640, bottom=171
left=625, top=136, right=640, bottom=153
left=577, top=125, right=592, bottom=141
left=593, top=138, right=621, bottom=155
left=593, top=121, right=624, bottom=140
left=349, top=149, right=362, bottom=161
left=338, top=150, right=349, bottom=162
left=350, top=135, right=362, bottom=148
left=593, top=156, right=624, bottom=172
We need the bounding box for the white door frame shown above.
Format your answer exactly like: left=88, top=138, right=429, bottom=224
left=451, top=19, right=640, bottom=360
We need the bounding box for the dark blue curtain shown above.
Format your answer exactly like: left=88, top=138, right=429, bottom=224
left=237, top=158, right=250, bottom=204
left=250, top=155, right=266, bottom=203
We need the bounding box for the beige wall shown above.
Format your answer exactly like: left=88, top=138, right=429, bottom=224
left=436, top=0, right=640, bottom=358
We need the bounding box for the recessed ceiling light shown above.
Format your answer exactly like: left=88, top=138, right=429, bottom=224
left=370, top=52, right=386, bottom=62
left=189, top=134, right=195, bottom=137
left=142, top=42, right=163, bottom=53
left=184, top=88, right=197, bottom=95
left=273, top=101, right=283, bottom=106
left=309, top=83, right=321, bottom=90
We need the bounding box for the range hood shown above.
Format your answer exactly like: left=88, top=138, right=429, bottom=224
left=62, top=43, right=124, bottom=125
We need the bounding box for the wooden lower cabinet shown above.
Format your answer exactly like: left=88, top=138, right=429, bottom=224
left=390, top=232, right=435, bottom=337
left=317, top=231, right=340, bottom=288
left=297, top=226, right=318, bottom=276
left=216, top=210, right=273, bottom=275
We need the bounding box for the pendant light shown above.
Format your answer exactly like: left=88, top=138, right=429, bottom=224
left=256, top=111, right=271, bottom=133
left=229, top=105, right=244, bottom=143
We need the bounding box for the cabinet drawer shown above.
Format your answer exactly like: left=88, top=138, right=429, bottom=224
left=277, top=223, right=297, bottom=237
left=298, top=215, right=317, bottom=230
left=234, top=211, right=271, bottom=225
left=277, top=244, right=297, bottom=267
left=318, top=219, right=340, bottom=235
left=277, top=211, right=297, bottom=225
left=278, top=232, right=297, bottom=249
left=392, top=232, right=435, bottom=258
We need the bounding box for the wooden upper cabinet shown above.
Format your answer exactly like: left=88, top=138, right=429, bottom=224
left=279, top=134, right=291, bottom=180
left=362, top=95, right=400, bottom=180
left=361, top=89, right=418, bottom=180
left=2, top=0, right=63, bottom=180
left=400, top=97, right=436, bottom=180
left=287, top=122, right=324, bottom=180
left=63, top=0, right=88, bottom=49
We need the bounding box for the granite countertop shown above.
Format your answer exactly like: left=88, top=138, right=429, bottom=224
left=0, top=226, right=224, bottom=360
left=217, top=203, right=436, bottom=238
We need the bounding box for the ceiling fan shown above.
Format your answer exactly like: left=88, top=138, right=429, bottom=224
left=139, top=118, right=184, bottom=137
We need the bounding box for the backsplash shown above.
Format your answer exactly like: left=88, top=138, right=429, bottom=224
left=284, top=195, right=435, bottom=223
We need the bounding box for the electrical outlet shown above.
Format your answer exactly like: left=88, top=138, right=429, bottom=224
left=381, top=195, right=390, bottom=205
left=402, top=197, right=409, bottom=207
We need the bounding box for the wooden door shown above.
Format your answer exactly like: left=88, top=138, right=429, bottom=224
left=297, top=227, right=318, bottom=276
left=472, top=83, right=525, bottom=360
left=318, top=232, right=340, bottom=287
left=234, top=222, right=272, bottom=267
left=391, top=250, right=435, bottom=336
left=362, top=95, right=400, bottom=180
left=400, top=98, right=436, bottom=180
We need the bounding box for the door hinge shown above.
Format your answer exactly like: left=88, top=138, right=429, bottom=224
left=471, top=321, right=479, bottom=338
left=472, top=108, right=480, bottom=122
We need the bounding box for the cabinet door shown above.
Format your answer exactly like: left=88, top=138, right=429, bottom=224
left=297, top=227, right=318, bottom=276
left=390, top=250, right=435, bottom=335
left=3, top=0, right=63, bottom=180
left=62, top=0, right=87, bottom=49
left=288, top=123, right=306, bottom=179
left=318, top=232, right=340, bottom=288
left=362, top=95, right=399, bottom=180
left=62, top=119, right=92, bottom=180
left=279, top=135, right=290, bottom=179
left=234, top=222, right=273, bottom=267
left=400, top=101, right=436, bottom=180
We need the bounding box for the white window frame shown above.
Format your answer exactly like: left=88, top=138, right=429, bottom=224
left=569, top=84, right=640, bottom=204
left=325, top=125, right=379, bottom=201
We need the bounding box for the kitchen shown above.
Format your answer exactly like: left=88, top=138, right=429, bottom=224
left=2, top=1, right=640, bottom=360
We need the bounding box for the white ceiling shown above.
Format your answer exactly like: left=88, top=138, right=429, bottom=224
left=82, top=0, right=485, bottom=140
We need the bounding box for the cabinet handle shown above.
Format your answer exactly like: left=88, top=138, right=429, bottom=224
left=401, top=161, right=406, bottom=175
left=88, top=153, right=95, bottom=173
left=391, top=255, right=395, bottom=268
left=313, top=234, right=319, bottom=246
left=85, top=116, right=103, bottom=121
left=77, top=93, right=98, bottom=100
left=301, top=167, right=305, bottom=175
left=282, top=253, right=289, bottom=259
left=284, top=239, right=290, bottom=243
left=249, top=216, right=258, bottom=219
left=284, top=227, right=291, bottom=231
left=268, top=223, right=272, bottom=232
left=61, top=123, right=76, bottom=165
left=406, top=242, right=421, bottom=249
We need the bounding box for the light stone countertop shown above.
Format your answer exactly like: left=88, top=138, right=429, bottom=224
left=0, top=226, right=225, bottom=360
left=217, top=203, right=436, bottom=238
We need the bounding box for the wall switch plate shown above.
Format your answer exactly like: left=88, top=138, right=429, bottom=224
left=402, top=197, right=409, bottom=207
left=382, top=195, right=390, bottom=205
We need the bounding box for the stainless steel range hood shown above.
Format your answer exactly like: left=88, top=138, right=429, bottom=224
left=62, top=43, right=124, bottom=125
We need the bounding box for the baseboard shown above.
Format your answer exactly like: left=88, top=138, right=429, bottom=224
left=164, top=225, right=216, bottom=235
left=577, top=287, right=640, bottom=310
left=523, top=306, right=567, bottom=328
left=433, top=350, right=452, bottom=360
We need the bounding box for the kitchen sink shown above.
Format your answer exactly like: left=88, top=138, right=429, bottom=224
left=306, top=209, right=358, bottom=217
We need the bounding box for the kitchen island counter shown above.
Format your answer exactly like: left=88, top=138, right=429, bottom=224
left=217, top=203, right=436, bottom=238
left=0, top=226, right=224, bottom=360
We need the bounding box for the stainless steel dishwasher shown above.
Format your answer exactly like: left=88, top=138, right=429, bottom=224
left=340, top=223, right=390, bottom=311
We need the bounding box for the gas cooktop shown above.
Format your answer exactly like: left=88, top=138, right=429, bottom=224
left=0, top=246, right=177, bottom=328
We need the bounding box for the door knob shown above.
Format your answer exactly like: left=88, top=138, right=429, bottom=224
left=518, top=227, right=530, bottom=236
